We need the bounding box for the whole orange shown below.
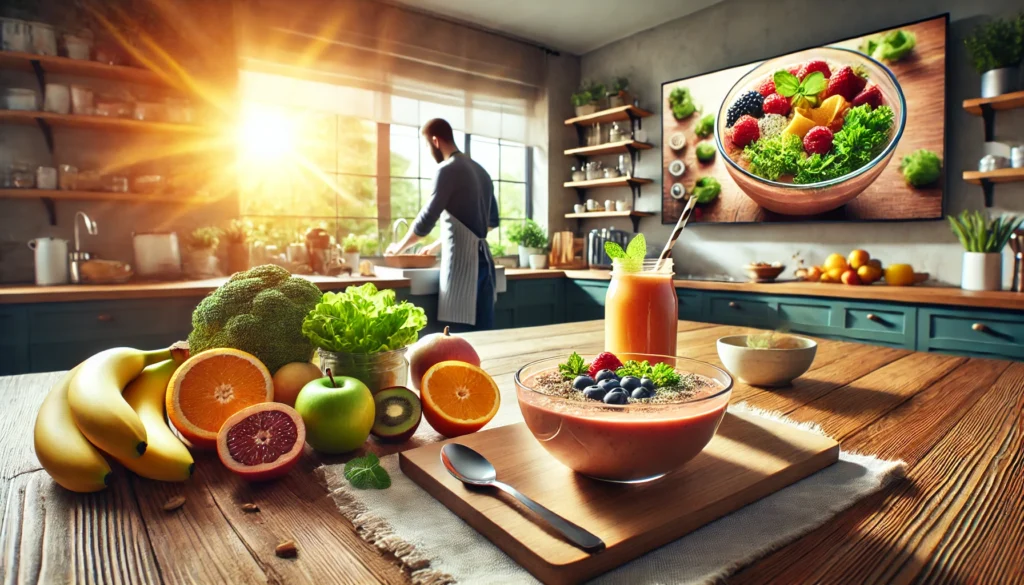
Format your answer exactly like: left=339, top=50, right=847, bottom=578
left=857, top=264, right=883, bottom=285
left=884, top=264, right=915, bottom=286
left=847, top=249, right=870, bottom=269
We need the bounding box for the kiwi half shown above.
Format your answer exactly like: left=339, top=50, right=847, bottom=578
left=371, top=386, right=422, bottom=442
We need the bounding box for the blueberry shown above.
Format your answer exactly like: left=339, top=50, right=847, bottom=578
left=595, top=369, right=618, bottom=383
left=603, top=390, right=629, bottom=405
left=631, top=387, right=654, bottom=400
left=583, top=386, right=607, bottom=401
left=640, top=377, right=656, bottom=391
left=598, top=378, right=620, bottom=392
left=620, top=376, right=641, bottom=391
left=573, top=375, right=596, bottom=391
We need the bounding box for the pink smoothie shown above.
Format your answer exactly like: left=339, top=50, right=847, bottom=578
left=517, top=373, right=729, bottom=482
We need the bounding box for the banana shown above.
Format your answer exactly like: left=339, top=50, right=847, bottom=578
left=68, top=347, right=171, bottom=460
left=115, top=360, right=194, bottom=481
left=34, top=364, right=113, bottom=493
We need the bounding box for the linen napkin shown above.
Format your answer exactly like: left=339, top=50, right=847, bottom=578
left=321, top=404, right=904, bottom=585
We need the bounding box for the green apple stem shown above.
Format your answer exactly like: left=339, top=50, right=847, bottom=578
left=326, top=368, right=337, bottom=388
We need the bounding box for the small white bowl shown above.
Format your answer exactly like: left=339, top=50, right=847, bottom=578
left=716, top=334, right=817, bottom=387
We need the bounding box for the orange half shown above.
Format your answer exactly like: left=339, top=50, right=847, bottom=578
left=420, top=361, right=500, bottom=438
left=166, top=348, right=274, bottom=449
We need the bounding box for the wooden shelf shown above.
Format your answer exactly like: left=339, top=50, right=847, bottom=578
left=0, top=188, right=213, bottom=204
left=963, top=168, right=1024, bottom=185
left=0, top=50, right=169, bottom=86
left=563, top=176, right=653, bottom=189
left=564, top=210, right=654, bottom=219
left=564, top=140, right=653, bottom=157
left=0, top=109, right=213, bottom=135
left=564, top=105, right=653, bottom=127
left=963, top=90, right=1024, bottom=116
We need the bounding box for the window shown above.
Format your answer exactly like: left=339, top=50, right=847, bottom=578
left=237, top=90, right=531, bottom=256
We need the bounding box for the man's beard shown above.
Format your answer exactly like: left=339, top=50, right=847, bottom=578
left=430, top=143, right=444, bottom=163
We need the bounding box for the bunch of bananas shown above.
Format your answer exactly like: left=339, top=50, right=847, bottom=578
left=33, top=346, right=195, bottom=493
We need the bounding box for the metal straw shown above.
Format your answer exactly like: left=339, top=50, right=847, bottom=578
left=655, top=195, right=698, bottom=271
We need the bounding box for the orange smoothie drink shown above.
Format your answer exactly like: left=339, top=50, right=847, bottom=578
left=605, top=259, right=678, bottom=356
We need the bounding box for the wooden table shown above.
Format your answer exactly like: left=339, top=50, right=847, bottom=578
left=2, top=321, right=1022, bottom=584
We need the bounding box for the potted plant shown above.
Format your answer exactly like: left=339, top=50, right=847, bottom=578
left=571, top=87, right=595, bottom=117
left=964, top=14, right=1024, bottom=98
left=183, top=226, right=221, bottom=279
left=507, top=219, right=549, bottom=268
left=949, top=210, right=1022, bottom=291
left=342, top=234, right=361, bottom=269
left=588, top=81, right=608, bottom=110
left=608, top=77, right=631, bottom=108
left=221, top=219, right=251, bottom=275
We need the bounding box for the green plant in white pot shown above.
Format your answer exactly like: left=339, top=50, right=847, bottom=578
left=507, top=220, right=548, bottom=268
left=342, top=234, right=361, bottom=269
left=949, top=211, right=1022, bottom=291
left=964, top=14, right=1024, bottom=98
left=183, top=226, right=221, bottom=279
left=609, top=77, right=631, bottom=108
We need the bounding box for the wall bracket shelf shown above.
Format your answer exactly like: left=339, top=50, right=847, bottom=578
left=963, top=90, right=1024, bottom=207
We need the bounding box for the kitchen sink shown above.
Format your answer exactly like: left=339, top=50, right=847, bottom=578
left=374, top=265, right=506, bottom=295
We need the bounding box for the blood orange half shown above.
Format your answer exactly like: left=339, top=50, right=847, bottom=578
left=216, top=403, right=306, bottom=481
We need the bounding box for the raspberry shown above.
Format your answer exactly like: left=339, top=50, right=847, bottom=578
left=852, top=84, right=883, bottom=110
left=803, top=126, right=834, bottom=155
left=762, top=93, right=791, bottom=116
left=824, top=66, right=867, bottom=101
left=730, top=115, right=760, bottom=148
left=588, top=352, right=623, bottom=378
left=757, top=77, right=776, bottom=97
left=786, top=64, right=801, bottom=76
left=798, top=60, right=832, bottom=80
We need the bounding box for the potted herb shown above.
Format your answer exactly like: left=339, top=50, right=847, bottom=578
left=571, top=87, right=595, bottom=117
left=588, top=81, right=608, bottom=110
left=949, top=210, right=1022, bottom=291
left=183, top=226, right=221, bottom=279
left=301, top=283, right=427, bottom=394
left=342, top=234, right=361, bottom=269
left=507, top=219, right=548, bottom=268
left=221, top=219, right=251, bottom=275
left=608, top=77, right=631, bottom=108
left=964, top=14, right=1024, bottom=97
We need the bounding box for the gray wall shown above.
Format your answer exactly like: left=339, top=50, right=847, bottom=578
left=578, top=0, right=1024, bottom=285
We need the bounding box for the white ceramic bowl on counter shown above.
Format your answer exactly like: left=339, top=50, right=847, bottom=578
left=716, top=334, right=817, bottom=387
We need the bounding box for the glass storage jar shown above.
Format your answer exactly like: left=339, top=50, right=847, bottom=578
left=318, top=347, right=408, bottom=395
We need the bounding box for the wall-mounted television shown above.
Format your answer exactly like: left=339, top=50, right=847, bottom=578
left=661, top=14, right=947, bottom=224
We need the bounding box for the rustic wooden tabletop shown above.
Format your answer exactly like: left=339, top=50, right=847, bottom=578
left=2, top=320, right=1022, bottom=584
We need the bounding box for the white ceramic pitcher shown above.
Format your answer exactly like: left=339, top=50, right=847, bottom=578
left=28, top=237, right=69, bottom=285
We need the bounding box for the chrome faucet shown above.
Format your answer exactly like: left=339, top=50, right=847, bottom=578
left=70, top=211, right=98, bottom=284
left=391, top=218, right=409, bottom=246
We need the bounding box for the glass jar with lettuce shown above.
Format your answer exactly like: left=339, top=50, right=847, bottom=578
left=301, top=283, right=427, bottom=394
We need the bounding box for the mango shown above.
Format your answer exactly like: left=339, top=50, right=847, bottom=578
left=783, top=113, right=817, bottom=138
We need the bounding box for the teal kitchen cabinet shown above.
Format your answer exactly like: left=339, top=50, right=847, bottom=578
left=565, top=279, right=608, bottom=322
left=27, top=298, right=196, bottom=373
left=706, top=293, right=781, bottom=329
left=917, top=307, right=1024, bottom=360
left=495, top=278, right=565, bottom=329
left=677, top=290, right=701, bottom=321
left=0, top=306, right=29, bottom=375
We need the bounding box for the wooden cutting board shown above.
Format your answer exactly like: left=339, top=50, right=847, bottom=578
left=399, top=410, right=839, bottom=585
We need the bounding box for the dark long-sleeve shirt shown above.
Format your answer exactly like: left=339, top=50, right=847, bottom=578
left=412, top=153, right=498, bottom=239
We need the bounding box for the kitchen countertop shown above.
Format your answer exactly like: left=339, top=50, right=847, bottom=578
left=0, top=274, right=412, bottom=304
left=3, top=267, right=1021, bottom=311
left=3, top=321, right=1021, bottom=584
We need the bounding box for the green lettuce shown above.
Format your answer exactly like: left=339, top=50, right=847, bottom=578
left=301, top=283, right=427, bottom=354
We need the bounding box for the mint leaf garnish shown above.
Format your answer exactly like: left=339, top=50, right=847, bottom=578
left=801, top=71, right=826, bottom=95
left=625, top=233, right=646, bottom=261
left=774, top=70, right=825, bottom=107
left=344, top=454, right=391, bottom=489
left=773, top=70, right=800, bottom=96
left=615, top=360, right=682, bottom=388
left=558, top=352, right=589, bottom=379
left=604, top=242, right=626, bottom=260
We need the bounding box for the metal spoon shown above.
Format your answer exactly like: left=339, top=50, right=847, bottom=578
left=440, top=443, right=605, bottom=553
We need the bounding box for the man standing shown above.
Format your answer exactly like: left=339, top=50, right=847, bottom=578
left=385, top=118, right=498, bottom=330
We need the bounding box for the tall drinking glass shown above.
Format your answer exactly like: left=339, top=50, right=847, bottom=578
left=604, top=259, right=677, bottom=356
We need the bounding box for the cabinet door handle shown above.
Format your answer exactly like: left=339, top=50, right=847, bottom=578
left=972, top=322, right=988, bottom=333
left=866, top=313, right=881, bottom=322
left=728, top=301, right=739, bottom=308
left=96, top=313, right=114, bottom=322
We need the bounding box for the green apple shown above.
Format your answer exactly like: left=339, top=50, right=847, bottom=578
left=294, top=375, right=375, bottom=454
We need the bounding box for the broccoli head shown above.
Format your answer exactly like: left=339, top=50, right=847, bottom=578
left=187, top=265, right=323, bottom=373
left=692, top=176, right=722, bottom=204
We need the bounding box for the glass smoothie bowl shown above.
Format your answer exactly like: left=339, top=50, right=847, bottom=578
left=514, top=353, right=733, bottom=483
left=714, top=46, right=906, bottom=216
